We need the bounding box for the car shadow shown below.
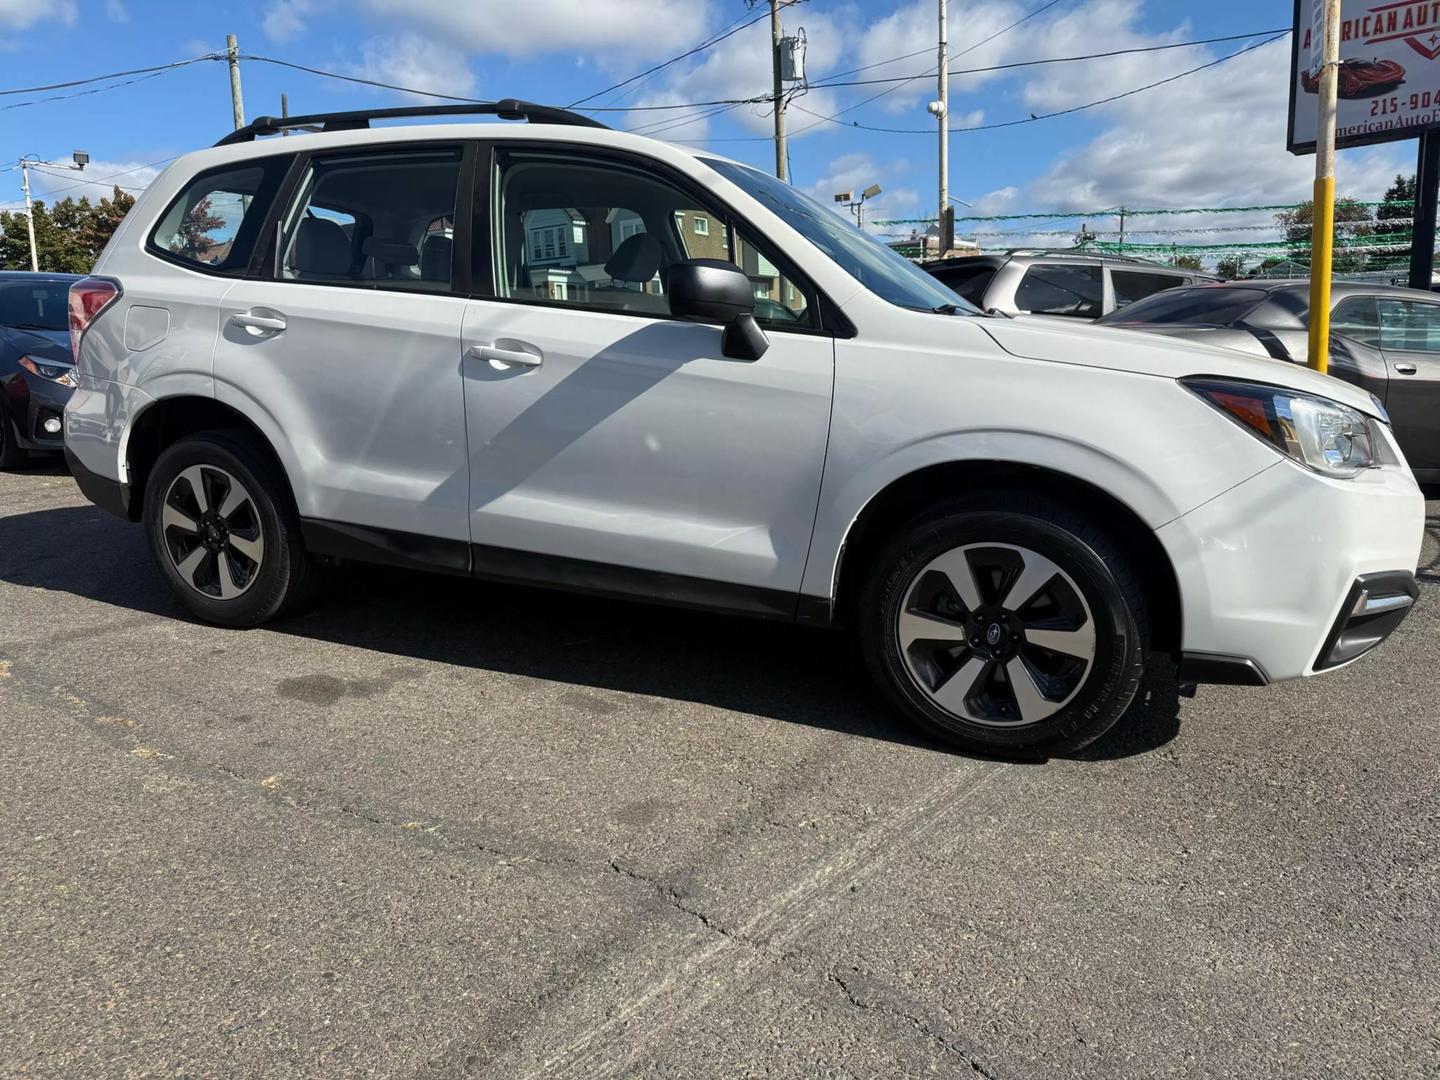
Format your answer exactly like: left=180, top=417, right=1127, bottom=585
left=0, top=502, right=1181, bottom=762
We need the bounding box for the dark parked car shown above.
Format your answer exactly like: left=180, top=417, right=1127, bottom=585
left=1099, top=279, right=1440, bottom=481
left=0, top=270, right=81, bottom=469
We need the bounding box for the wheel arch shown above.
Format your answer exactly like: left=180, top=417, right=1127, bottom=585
left=123, top=395, right=299, bottom=523
left=827, top=459, right=1183, bottom=653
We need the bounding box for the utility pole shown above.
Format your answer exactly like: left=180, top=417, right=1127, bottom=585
left=1307, top=0, right=1340, bottom=375
left=226, top=33, right=245, bottom=131
left=937, top=0, right=951, bottom=257
left=769, top=0, right=787, bottom=182
left=281, top=92, right=290, bottom=135
left=18, top=151, right=87, bottom=273
left=1117, top=207, right=1127, bottom=253
left=20, top=161, right=38, bottom=272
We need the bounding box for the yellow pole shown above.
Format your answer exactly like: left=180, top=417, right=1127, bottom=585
left=1307, top=0, right=1341, bottom=375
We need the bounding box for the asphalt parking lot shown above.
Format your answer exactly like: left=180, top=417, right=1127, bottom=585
left=1, top=462, right=1436, bottom=1079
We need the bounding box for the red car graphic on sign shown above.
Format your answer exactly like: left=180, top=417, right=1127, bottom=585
left=1302, top=57, right=1407, bottom=98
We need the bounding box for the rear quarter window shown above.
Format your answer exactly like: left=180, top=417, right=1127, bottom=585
left=147, top=156, right=293, bottom=275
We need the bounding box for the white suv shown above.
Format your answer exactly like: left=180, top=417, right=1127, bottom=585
left=64, top=101, right=1424, bottom=757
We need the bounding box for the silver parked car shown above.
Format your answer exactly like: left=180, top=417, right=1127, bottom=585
left=924, top=251, right=1219, bottom=321
left=1099, top=279, right=1440, bottom=483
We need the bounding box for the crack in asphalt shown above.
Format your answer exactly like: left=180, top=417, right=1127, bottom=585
left=827, top=970, right=1000, bottom=1079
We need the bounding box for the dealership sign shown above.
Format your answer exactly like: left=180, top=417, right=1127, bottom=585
left=1290, top=0, right=1440, bottom=152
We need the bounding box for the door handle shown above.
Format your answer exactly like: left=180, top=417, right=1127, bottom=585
left=466, top=343, right=543, bottom=370
left=230, top=310, right=287, bottom=334
left=1394, top=362, right=1418, bottom=375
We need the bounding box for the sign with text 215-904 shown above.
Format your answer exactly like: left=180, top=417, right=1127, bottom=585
left=1289, top=0, right=1440, bottom=153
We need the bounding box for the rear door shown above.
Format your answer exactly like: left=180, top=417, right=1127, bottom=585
left=1375, top=297, right=1440, bottom=474
left=212, top=142, right=474, bottom=545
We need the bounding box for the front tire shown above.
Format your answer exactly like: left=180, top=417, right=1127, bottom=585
left=143, top=431, right=315, bottom=627
left=859, top=494, right=1148, bottom=757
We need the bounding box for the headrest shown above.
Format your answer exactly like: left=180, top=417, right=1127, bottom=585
left=420, top=235, right=452, bottom=281
left=294, top=217, right=352, bottom=276
left=362, top=237, right=420, bottom=265
left=605, top=231, right=662, bottom=284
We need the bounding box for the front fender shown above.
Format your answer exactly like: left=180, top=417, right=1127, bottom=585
left=798, top=428, right=1271, bottom=603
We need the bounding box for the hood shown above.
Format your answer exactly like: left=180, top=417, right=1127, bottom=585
left=978, top=316, right=1381, bottom=417
left=4, top=326, right=72, bottom=360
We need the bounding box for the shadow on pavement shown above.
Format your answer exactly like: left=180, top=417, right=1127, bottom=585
left=0, top=502, right=1181, bottom=761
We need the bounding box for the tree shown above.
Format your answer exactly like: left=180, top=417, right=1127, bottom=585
left=1373, top=173, right=1417, bottom=263
left=168, top=196, right=225, bottom=263
left=1171, top=254, right=1204, bottom=271
left=1275, top=197, right=1375, bottom=272
left=0, top=186, right=137, bottom=273
left=1216, top=255, right=1248, bottom=279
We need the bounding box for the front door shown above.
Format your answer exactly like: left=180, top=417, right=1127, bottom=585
left=1376, top=297, right=1440, bottom=476
left=213, top=143, right=472, bottom=543
left=460, top=146, right=834, bottom=612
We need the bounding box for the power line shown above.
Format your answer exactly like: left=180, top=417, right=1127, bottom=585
left=803, top=29, right=1290, bottom=91
left=786, top=0, right=1066, bottom=140
left=813, top=34, right=1286, bottom=136
left=27, top=157, right=176, bottom=197
left=567, top=4, right=798, bottom=109
left=239, top=54, right=484, bottom=102
left=0, top=54, right=221, bottom=96
left=1, top=66, right=192, bottom=113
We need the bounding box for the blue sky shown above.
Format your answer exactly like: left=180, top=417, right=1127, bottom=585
left=0, top=0, right=1416, bottom=255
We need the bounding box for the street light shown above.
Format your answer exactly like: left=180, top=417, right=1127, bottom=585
left=18, top=150, right=88, bottom=272
left=836, top=183, right=882, bottom=229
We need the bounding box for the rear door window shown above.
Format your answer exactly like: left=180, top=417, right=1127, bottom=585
left=1377, top=298, right=1440, bottom=353
left=1111, top=269, right=1185, bottom=311
left=275, top=147, right=463, bottom=292
left=1014, top=264, right=1102, bottom=318
left=1332, top=297, right=1381, bottom=347
left=148, top=158, right=292, bottom=274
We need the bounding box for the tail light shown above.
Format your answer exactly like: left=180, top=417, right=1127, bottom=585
left=68, top=276, right=121, bottom=359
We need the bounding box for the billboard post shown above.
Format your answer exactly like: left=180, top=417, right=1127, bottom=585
left=1308, top=0, right=1341, bottom=375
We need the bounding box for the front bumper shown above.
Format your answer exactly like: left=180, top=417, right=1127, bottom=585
left=2, top=370, right=72, bottom=451
left=1158, top=456, right=1425, bottom=683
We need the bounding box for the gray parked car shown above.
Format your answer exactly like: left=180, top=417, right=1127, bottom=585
left=1099, top=279, right=1440, bottom=482
left=923, top=251, right=1219, bottom=321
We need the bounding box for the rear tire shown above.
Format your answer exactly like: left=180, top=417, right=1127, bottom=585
left=0, top=402, right=29, bottom=470
left=143, top=431, right=316, bottom=627
left=858, top=493, right=1148, bottom=758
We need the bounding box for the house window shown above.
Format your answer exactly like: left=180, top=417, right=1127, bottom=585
left=694, top=215, right=709, bottom=236
left=556, top=228, right=568, bottom=257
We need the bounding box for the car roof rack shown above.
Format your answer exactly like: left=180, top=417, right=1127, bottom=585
left=215, top=99, right=607, bottom=146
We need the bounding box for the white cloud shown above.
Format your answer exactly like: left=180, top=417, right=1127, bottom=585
left=360, top=0, right=703, bottom=59
left=105, top=0, right=129, bottom=22
left=0, top=0, right=76, bottom=29
left=347, top=33, right=478, bottom=101
left=263, top=0, right=324, bottom=43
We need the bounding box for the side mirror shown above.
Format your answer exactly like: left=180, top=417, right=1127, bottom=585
left=668, top=258, right=769, bottom=361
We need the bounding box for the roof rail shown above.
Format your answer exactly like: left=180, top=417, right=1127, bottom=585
left=215, top=99, right=607, bottom=146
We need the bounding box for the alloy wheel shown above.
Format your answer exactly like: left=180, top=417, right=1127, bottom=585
left=897, top=542, right=1096, bottom=728
left=160, top=464, right=266, bottom=600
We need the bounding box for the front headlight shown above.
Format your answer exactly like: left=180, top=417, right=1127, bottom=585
left=1182, top=377, right=1378, bottom=479
left=17, top=355, right=77, bottom=387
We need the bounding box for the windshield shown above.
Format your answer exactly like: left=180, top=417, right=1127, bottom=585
left=703, top=157, right=980, bottom=315
left=1100, top=286, right=1268, bottom=327
left=0, top=280, right=71, bottom=332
